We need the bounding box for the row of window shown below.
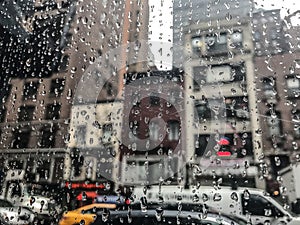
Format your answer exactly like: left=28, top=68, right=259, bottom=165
left=195, top=96, right=250, bottom=121
left=193, top=63, right=246, bottom=90
left=191, top=30, right=244, bottom=56
left=262, top=75, right=300, bottom=99
left=10, top=126, right=57, bottom=149
left=265, top=111, right=300, bottom=140
left=7, top=156, right=65, bottom=182
left=23, top=78, right=65, bottom=100
left=129, top=120, right=180, bottom=141
left=74, top=123, right=114, bottom=146
left=195, top=132, right=253, bottom=158
left=17, top=104, right=61, bottom=122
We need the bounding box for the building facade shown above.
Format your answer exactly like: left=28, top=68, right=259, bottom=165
left=183, top=17, right=263, bottom=187
left=173, top=0, right=252, bottom=67
left=0, top=0, right=150, bottom=188
left=120, top=70, right=185, bottom=186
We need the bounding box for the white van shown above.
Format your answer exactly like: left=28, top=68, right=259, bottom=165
left=132, top=185, right=300, bottom=225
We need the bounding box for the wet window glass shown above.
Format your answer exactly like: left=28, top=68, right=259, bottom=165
left=1, top=0, right=300, bottom=224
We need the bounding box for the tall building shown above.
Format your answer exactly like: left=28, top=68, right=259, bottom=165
left=254, top=10, right=300, bottom=196
left=0, top=0, right=150, bottom=191
left=183, top=15, right=263, bottom=187
left=175, top=1, right=298, bottom=191
left=173, top=0, right=252, bottom=67
left=0, top=0, right=76, bottom=185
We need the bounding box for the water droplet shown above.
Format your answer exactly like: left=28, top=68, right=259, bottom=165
left=202, top=193, right=209, bottom=202
left=230, top=192, right=238, bottom=201
left=213, top=193, right=222, bottom=201
left=140, top=196, right=148, bottom=212
left=243, top=190, right=250, bottom=200
left=193, top=194, right=200, bottom=202
left=225, top=13, right=232, bottom=21
left=155, top=207, right=163, bottom=221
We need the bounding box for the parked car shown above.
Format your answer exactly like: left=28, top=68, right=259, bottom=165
left=58, top=203, right=118, bottom=225
left=91, top=209, right=247, bottom=225
left=133, top=185, right=300, bottom=224
left=0, top=199, right=35, bottom=225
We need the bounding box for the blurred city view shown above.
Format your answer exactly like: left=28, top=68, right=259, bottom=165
left=0, top=0, right=300, bottom=224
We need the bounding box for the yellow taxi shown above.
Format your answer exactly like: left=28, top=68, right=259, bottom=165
left=58, top=203, right=117, bottom=225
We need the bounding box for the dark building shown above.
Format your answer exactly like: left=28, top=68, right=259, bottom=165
left=0, top=0, right=150, bottom=188
left=253, top=9, right=300, bottom=198
left=255, top=46, right=300, bottom=177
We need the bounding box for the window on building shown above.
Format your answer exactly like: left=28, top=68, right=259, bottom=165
left=26, top=159, right=35, bottom=174
left=231, top=63, right=246, bottom=81
left=102, top=123, right=113, bottom=143
left=131, top=92, right=141, bottom=106
left=75, top=125, right=87, bottom=146
left=23, top=81, right=39, bottom=100
left=225, top=96, right=249, bottom=119
left=149, top=121, right=160, bottom=141
left=266, top=112, right=282, bottom=137
left=222, top=133, right=253, bottom=157
left=292, top=110, right=300, bottom=138
left=11, top=128, right=31, bottom=148
left=286, top=76, right=300, bottom=98
left=50, top=78, right=65, bottom=97
left=195, top=135, right=210, bottom=157
left=231, top=31, right=243, bottom=48
left=206, top=65, right=232, bottom=83
left=58, top=54, right=69, bottom=72
left=167, top=120, right=180, bottom=141
left=129, top=121, right=139, bottom=140
left=0, top=106, right=6, bottom=123
left=195, top=99, right=211, bottom=121
left=1, top=84, right=11, bottom=103
left=39, top=127, right=56, bottom=148
left=270, top=155, right=290, bottom=173
left=104, top=82, right=115, bottom=97
left=262, top=77, right=277, bottom=99
left=45, top=103, right=61, bottom=120
left=18, top=105, right=35, bottom=121
left=71, top=148, right=84, bottom=177
left=193, top=66, right=206, bottom=90
left=10, top=183, right=22, bottom=198
left=193, top=63, right=245, bottom=86
left=36, top=159, right=51, bottom=181
left=150, top=93, right=160, bottom=105
left=8, top=160, right=24, bottom=170
left=205, top=32, right=227, bottom=54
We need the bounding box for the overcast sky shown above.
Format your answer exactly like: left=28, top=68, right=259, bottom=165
left=254, top=0, right=299, bottom=17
